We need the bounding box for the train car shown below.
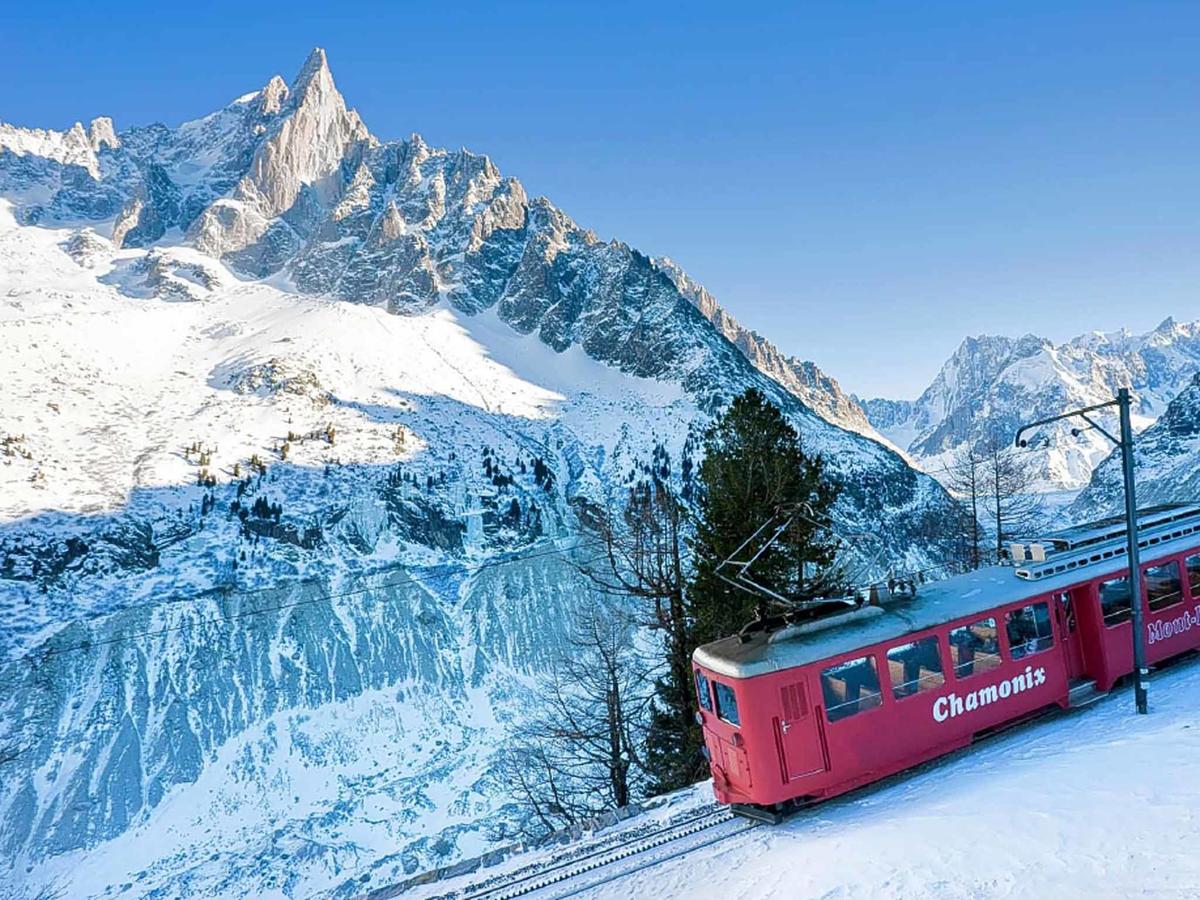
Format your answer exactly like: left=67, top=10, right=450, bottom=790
left=692, top=504, right=1200, bottom=821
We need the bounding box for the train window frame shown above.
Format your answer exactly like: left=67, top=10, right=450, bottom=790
left=1145, top=560, right=1185, bottom=613
left=1005, top=601, right=1055, bottom=660
left=1099, top=575, right=1133, bottom=627
left=713, top=680, right=740, bottom=727
left=947, top=616, right=1003, bottom=680
left=820, top=654, right=884, bottom=723
left=886, top=636, right=945, bottom=700
left=1186, top=554, right=1200, bottom=599
left=695, top=670, right=713, bottom=713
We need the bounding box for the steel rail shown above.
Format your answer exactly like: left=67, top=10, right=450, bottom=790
left=459, top=807, right=747, bottom=900
left=548, top=819, right=757, bottom=899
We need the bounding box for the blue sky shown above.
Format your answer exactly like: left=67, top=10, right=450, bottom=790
left=2, top=1, right=1198, bottom=398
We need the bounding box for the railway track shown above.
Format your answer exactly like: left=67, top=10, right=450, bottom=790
left=456, top=806, right=757, bottom=900
left=450, top=690, right=1111, bottom=900
left=399, top=681, right=1135, bottom=900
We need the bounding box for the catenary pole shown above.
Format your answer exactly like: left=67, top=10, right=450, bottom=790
left=1015, top=387, right=1149, bottom=714
left=1118, top=388, right=1149, bottom=714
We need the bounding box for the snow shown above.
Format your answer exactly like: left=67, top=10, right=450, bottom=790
left=22, top=679, right=507, bottom=899
left=865, top=326, right=1200, bottom=495
left=0, top=121, right=101, bottom=177
left=0, top=192, right=700, bottom=897
left=0, top=190, right=685, bottom=548
left=461, top=660, right=1200, bottom=900
left=0, top=48, right=960, bottom=899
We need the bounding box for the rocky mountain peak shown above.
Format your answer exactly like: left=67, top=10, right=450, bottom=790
left=1071, top=369, right=1200, bottom=518
left=865, top=320, right=1200, bottom=491
left=0, top=118, right=110, bottom=178
left=87, top=117, right=119, bottom=152
left=243, top=47, right=369, bottom=213
left=1156, top=371, right=1200, bottom=435
left=185, top=48, right=373, bottom=263
left=287, top=47, right=346, bottom=119
left=259, top=75, right=289, bottom=115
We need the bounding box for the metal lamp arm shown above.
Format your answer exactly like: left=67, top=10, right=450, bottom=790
left=1014, top=397, right=1119, bottom=448
left=1013, top=387, right=1148, bottom=715
left=1076, top=412, right=1121, bottom=447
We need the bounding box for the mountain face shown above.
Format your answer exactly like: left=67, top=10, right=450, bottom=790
left=860, top=322, right=1200, bottom=491
left=0, top=49, right=956, bottom=899
left=1070, top=373, right=1200, bottom=519
left=651, top=257, right=890, bottom=446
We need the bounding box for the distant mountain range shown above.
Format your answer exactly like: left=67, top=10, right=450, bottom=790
left=859, top=319, right=1200, bottom=491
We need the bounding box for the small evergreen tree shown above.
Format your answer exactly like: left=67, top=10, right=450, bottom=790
left=687, top=387, right=839, bottom=648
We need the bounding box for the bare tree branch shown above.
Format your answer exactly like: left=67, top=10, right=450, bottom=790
left=504, top=597, right=655, bottom=838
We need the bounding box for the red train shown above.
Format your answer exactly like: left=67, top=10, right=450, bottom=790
left=692, top=504, right=1200, bottom=821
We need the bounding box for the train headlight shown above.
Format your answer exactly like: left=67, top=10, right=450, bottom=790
left=694, top=711, right=705, bottom=726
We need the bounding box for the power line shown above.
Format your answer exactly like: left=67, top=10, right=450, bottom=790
left=13, top=537, right=611, bottom=665
left=16, top=527, right=604, bottom=640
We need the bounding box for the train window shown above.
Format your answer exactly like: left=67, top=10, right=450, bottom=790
left=714, top=681, right=740, bottom=726
left=1005, top=602, right=1054, bottom=659
left=948, top=618, right=1002, bottom=679
left=886, top=636, right=945, bottom=699
left=821, top=655, right=883, bottom=722
left=1187, top=555, right=1200, bottom=597
left=1100, top=576, right=1132, bottom=626
left=695, top=670, right=713, bottom=712
left=1146, top=562, right=1184, bottom=612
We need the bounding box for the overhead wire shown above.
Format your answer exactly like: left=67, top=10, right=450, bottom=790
left=10, top=536, right=612, bottom=665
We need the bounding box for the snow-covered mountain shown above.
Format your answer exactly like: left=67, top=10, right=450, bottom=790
left=0, top=50, right=956, bottom=899
left=651, top=257, right=890, bottom=446
left=860, top=321, right=1200, bottom=490
left=1070, top=373, right=1200, bottom=519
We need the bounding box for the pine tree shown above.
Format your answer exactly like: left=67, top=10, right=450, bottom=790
left=687, top=388, right=839, bottom=648
left=644, top=662, right=706, bottom=794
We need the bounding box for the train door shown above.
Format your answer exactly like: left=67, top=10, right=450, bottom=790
left=774, top=679, right=828, bottom=782
left=1053, top=589, right=1087, bottom=678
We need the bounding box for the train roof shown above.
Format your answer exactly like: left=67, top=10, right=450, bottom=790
left=694, top=521, right=1200, bottom=680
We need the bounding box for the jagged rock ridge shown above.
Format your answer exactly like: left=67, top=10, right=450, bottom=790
left=652, top=256, right=891, bottom=444
left=859, top=321, right=1200, bottom=490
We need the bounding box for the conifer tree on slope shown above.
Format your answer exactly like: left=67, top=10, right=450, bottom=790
left=688, top=387, right=839, bottom=649
left=648, top=388, right=839, bottom=792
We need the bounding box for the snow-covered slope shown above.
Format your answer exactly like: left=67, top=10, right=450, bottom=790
left=0, top=50, right=958, bottom=899
left=860, top=322, right=1200, bottom=490
left=1070, top=373, right=1200, bottom=519
left=416, top=659, right=1200, bottom=900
